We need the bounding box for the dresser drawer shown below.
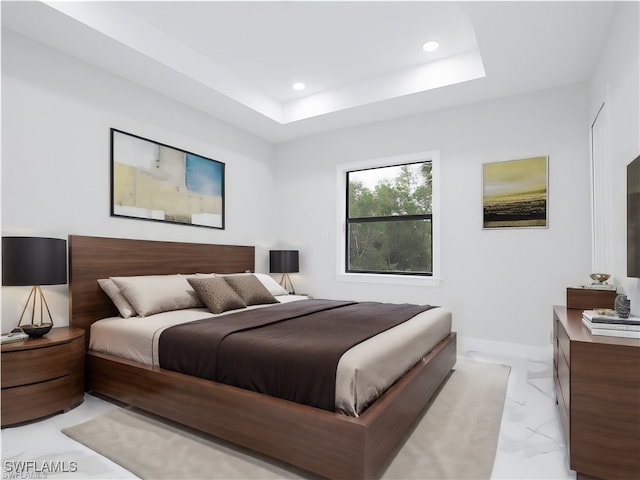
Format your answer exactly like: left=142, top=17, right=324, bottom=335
left=556, top=319, right=570, bottom=368
left=557, top=350, right=570, bottom=415
left=1, top=344, right=71, bottom=388
left=1, top=376, right=72, bottom=426
left=556, top=386, right=570, bottom=453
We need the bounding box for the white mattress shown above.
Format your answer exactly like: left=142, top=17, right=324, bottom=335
left=89, top=296, right=451, bottom=416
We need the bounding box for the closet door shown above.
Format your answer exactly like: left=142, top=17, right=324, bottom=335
left=590, top=103, right=614, bottom=274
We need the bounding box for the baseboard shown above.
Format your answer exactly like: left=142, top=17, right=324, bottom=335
left=458, top=336, right=552, bottom=361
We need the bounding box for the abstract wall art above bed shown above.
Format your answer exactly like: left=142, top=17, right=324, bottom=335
left=110, top=129, right=225, bottom=229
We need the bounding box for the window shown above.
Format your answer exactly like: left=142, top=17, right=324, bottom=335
left=346, top=160, right=433, bottom=276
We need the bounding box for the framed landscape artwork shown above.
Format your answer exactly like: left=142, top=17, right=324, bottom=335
left=482, top=156, right=548, bottom=229
left=111, top=129, right=225, bottom=229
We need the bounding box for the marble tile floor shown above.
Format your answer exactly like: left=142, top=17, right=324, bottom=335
left=466, top=349, right=575, bottom=480
left=1, top=349, right=575, bottom=479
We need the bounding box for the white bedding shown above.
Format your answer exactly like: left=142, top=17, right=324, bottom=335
left=89, top=296, right=451, bottom=416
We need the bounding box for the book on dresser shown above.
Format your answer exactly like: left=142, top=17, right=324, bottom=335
left=581, top=283, right=617, bottom=290
left=582, top=310, right=640, bottom=324
left=582, top=311, right=640, bottom=338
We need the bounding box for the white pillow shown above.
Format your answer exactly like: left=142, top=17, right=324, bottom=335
left=111, top=274, right=203, bottom=317
left=254, top=273, right=289, bottom=296
left=97, top=278, right=137, bottom=318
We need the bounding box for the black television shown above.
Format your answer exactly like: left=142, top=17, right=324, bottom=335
left=629, top=154, right=640, bottom=277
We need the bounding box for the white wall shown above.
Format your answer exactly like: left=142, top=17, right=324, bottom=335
left=589, top=1, right=640, bottom=315
left=1, top=31, right=279, bottom=332
left=276, top=84, right=592, bottom=348
left=5, top=12, right=634, bottom=348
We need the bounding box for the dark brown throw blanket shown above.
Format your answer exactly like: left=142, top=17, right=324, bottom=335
left=159, top=299, right=435, bottom=411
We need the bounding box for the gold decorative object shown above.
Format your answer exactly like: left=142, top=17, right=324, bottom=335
left=590, top=273, right=610, bottom=284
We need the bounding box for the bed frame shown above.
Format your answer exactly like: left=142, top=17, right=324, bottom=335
left=69, top=234, right=456, bottom=479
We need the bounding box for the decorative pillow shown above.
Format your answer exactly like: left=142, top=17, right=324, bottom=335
left=97, top=278, right=137, bottom=318
left=187, top=277, right=246, bottom=314
left=111, top=274, right=203, bottom=317
left=224, top=274, right=279, bottom=306
left=218, top=272, right=288, bottom=296
left=254, top=273, right=289, bottom=296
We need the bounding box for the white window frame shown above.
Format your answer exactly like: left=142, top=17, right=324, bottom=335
left=336, top=150, right=441, bottom=286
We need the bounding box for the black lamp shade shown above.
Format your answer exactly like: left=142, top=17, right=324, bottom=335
left=2, top=237, right=67, bottom=286
left=269, top=250, right=299, bottom=274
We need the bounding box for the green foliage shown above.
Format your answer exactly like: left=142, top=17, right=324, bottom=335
left=348, top=163, right=432, bottom=217
left=347, top=162, right=433, bottom=274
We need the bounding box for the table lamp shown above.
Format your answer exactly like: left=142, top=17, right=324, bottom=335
left=269, top=250, right=299, bottom=294
left=2, top=237, right=67, bottom=337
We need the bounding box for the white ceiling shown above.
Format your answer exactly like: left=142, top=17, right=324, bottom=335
left=2, top=1, right=617, bottom=143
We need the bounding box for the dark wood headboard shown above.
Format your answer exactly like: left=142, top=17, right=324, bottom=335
left=69, top=235, right=255, bottom=343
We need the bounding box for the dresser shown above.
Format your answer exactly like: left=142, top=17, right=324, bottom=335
left=553, top=306, right=640, bottom=479
left=1, top=327, right=85, bottom=427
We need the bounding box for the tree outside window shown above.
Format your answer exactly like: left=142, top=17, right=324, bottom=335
left=346, top=161, right=433, bottom=275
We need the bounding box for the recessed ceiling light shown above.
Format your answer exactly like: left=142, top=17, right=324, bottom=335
left=292, top=82, right=306, bottom=91
left=422, top=41, right=439, bottom=53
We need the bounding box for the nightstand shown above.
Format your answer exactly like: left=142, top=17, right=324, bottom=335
left=1, top=327, right=85, bottom=427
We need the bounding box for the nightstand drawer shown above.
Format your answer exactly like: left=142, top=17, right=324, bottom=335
left=1, top=327, right=85, bottom=427
left=1, top=376, right=71, bottom=426
left=1, top=343, right=71, bottom=388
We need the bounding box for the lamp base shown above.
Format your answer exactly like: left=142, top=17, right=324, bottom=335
left=17, top=286, right=55, bottom=334
left=20, top=323, right=53, bottom=338
left=279, top=273, right=296, bottom=295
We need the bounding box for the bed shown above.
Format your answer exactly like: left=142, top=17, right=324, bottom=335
left=69, top=235, right=457, bottom=479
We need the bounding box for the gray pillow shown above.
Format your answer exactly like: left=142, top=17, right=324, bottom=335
left=187, top=277, right=246, bottom=314
left=224, top=274, right=279, bottom=306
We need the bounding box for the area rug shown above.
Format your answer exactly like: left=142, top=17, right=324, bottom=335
left=63, top=358, right=510, bottom=479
